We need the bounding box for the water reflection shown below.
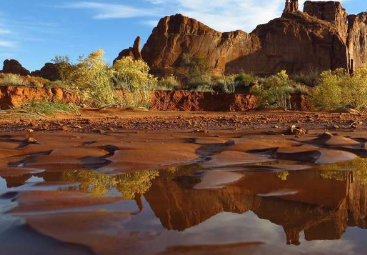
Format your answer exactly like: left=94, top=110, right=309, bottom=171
left=1, top=160, right=367, bottom=254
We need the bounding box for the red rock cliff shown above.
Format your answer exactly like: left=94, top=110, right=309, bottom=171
left=123, top=1, right=365, bottom=76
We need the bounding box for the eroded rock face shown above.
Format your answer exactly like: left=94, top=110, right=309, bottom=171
left=141, top=14, right=259, bottom=76
left=304, top=1, right=348, bottom=41
left=1, top=59, right=30, bottom=76
left=135, top=1, right=366, bottom=77
left=31, top=63, right=60, bottom=81
left=347, top=13, right=367, bottom=73
left=113, top=36, right=143, bottom=64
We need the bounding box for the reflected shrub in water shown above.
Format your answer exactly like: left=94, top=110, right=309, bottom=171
left=115, top=171, right=159, bottom=199
left=277, top=171, right=289, bottom=181
left=320, top=158, right=367, bottom=183
left=62, top=169, right=159, bottom=199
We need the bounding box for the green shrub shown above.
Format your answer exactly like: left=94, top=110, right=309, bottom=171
left=250, top=70, right=302, bottom=109
left=310, top=67, right=367, bottom=111
left=59, top=50, right=116, bottom=107
left=157, top=76, right=181, bottom=91
left=293, top=84, right=310, bottom=95
left=291, top=69, right=320, bottom=87
left=56, top=50, right=156, bottom=108
left=187, top=74, right=212, bottom=88
left=211, top=76, right=236, bottom=94
left=0, top=73, right=30, bottom=86
left=234, top=72, right=256, bottom=88
left=112, top=57, right=157, bottom=108
left=179, top=54, right=213, bottom=89
left=194, top=85, right=215, bottom=92
left=310, top=70, right=343, bottom=111
left=4, top=100, right=79, bottom=118
left=0, top=73, right=50, bottom=87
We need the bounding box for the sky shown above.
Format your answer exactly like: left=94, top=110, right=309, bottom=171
left=0, top=0, right=365, bottom=71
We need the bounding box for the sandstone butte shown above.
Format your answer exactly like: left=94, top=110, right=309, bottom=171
left=1, top=0, right=366, bottom=79
left=115, top=0, right=367, bottom=77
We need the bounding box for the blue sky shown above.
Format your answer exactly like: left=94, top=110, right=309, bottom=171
left=0, top=0, right=365, bottom=71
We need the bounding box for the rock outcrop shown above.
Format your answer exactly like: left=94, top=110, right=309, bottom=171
left=113, top=36, right=143, bottom=64
left=347, top=12, right=367, bottom=73
left=141, top=14, right=259, bottom=76
left=283, top=0, right=299, bottom=14
left=1, top=59, right=30, bottom=76
left=31, top=63, right=60, bottom=81
left=125, top=1, right=367, bottom=77
left=0, top=86, right=79, bottom=109
left=304, top=1, right=348, bottom=41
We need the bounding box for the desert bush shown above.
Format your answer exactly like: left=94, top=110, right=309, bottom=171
left=60, top=50, right=115, bottom=107
left=211, top=76, right=236, bottom=94
left=3, top=100, right=79, bottom=118
left=52, top=55, right=75, bottom=82
left=234, top=72, right=256, bottom=88
left=179, top=54, right=213, bottom=89
left=310, top=70, right=343, bottom=111
left=156, top=76, right=181, bottom=91
left=293, top=84, right=310, bottom=95
left=0, top=73, right=30, bottom=86
left=311, top=67, right=367, bottom=111
left=250, top=70, right=302, bottom=109
left=112, top=57, right=157, bottom=108
left=291, top=69, right=320, bottom=87
left=0, top=73, right=50, bottom=87
left=344, top=66, right=367, bottom=109
left=57, top=51, right=156, bottom=108
left=187, top=74, right=212, bottom=89
left=24, top=76, right=50, bottom=87
left=194, top=85, right=215, bottom=92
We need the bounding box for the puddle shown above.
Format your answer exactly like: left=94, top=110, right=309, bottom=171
left=0, top=131, right=366, bottom=255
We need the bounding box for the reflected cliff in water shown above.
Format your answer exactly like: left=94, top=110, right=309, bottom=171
left=143, top=164, right=367, bottom=246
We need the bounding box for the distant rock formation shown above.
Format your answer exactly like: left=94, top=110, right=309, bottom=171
left=283, top=0, right=299, bottom=14
left=31, top=63, right=60, bottom=81
left=113, top=36, right=143, bottom=64
left=1, top=59, right=30, bottom=76
left=118, top=1, right=367, bottom=77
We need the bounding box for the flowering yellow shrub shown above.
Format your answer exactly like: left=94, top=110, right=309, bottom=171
left=59, top=51, right=156, bottom=108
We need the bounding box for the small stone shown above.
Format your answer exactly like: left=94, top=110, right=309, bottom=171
left=27, top=129, right=34, bottom=133
left=26, top=137, right=37, bottom=144
left=288, top=125, right=307, bottom=136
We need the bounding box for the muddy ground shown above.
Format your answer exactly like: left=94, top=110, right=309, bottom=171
left=0, top=109, right=365, bottom=133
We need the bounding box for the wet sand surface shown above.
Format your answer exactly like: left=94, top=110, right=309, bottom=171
left=0, top=112, right=367, bottom=255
